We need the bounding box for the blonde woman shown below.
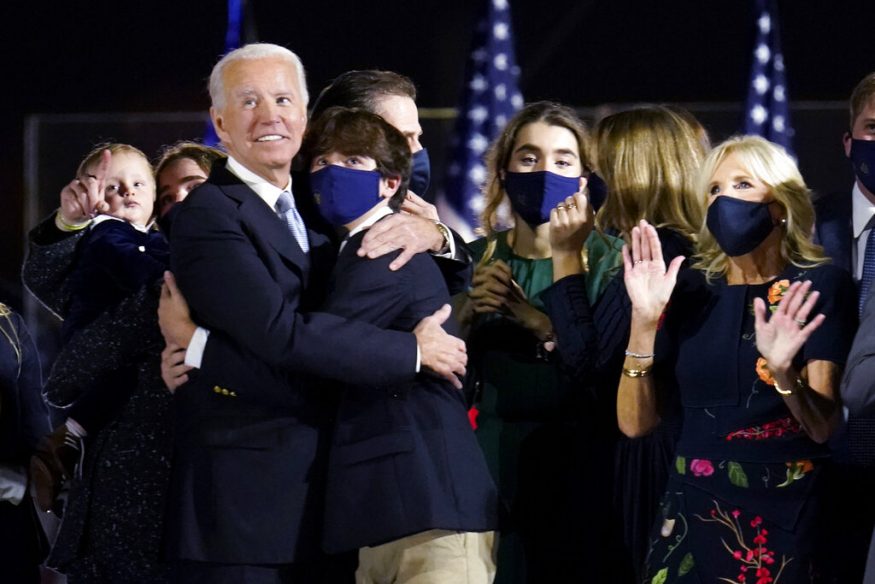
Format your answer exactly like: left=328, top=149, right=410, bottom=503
left=621, top=136, right=856, bottom=582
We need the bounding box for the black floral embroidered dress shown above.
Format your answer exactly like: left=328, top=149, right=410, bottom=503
left=642, top=264, right=856, bottom=584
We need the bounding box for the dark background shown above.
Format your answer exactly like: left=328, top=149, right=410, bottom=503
left=3, top=0, right=874, bottom=314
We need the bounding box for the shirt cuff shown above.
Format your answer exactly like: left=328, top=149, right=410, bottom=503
left=415, top=344, right=421, bottom=373
left=184, top=327, right=210, bottom=369
left=0, top=466, right=27, bottom=505
left=66, top=417, right=88, bottom=438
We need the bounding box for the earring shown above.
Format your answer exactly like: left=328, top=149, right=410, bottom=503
left=780, top=217, right=787, bottom=227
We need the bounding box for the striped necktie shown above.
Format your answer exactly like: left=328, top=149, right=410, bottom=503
left=860, top=225, right=875, bottom=315
left=276, top=191, right=309, bottom=253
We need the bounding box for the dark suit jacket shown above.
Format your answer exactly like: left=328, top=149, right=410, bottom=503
left=320, top=229, right=498, bottom=553
left=813, top=189, right=854, bottom=273
left=167, top=161, right=419, bottom=565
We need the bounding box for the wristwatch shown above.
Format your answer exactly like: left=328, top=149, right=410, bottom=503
left=434, top=222, right=451, bottom=254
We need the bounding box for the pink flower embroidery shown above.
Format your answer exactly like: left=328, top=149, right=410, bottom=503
left=690, top=459, right=714, bottom=477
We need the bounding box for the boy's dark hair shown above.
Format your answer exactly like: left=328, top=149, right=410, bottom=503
left=302, top=107, right=412, bottom=210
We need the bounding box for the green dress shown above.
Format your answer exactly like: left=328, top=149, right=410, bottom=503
left=466, top=229, right=622, bottom=583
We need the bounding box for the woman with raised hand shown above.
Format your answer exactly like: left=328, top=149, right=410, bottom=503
left=456, top=101, right=624, bottom=583
left=621, top=136, right=856, bottom=583
left=541, top=105, right=709, bottom=579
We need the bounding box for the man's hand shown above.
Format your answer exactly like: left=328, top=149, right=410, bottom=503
left=398, top=191, right=440, bottom=222
left=158, top=271, right=197, bottom=347
left=468, top=259, right=514, bottom=315
left=29, top=424, right=82, bottom=512
left=161, top=343, right=192, bottom=393
left=414, top=304, right=467, bottom=389
left=359, top=213, right=445, bottom=271
left=59, top=149, right=111, bottom=225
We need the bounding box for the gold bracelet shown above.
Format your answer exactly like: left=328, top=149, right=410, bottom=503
left=773, top=377, right=805, bottom=396
left=55, top=210, right=91, bottom=232
left=623, top=366, right=651, bottom=378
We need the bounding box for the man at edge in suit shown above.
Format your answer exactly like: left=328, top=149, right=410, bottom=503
left=813, top=71, right=875, bottom=583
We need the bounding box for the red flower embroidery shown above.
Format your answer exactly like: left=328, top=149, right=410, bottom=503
left=690, top=459, right=714, bottom=477
left=725, top=417, right=803, bottom=441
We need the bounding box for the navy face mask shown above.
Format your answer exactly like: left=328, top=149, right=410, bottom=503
left=310, top=165, right=383, bottom=227
left=504, top=171, right=581, bottom=226
left=706, top=196, right=777, bottom=257
left=849, top=138, right=875, bottom=195
left=409, top=148, right=431, bottom=197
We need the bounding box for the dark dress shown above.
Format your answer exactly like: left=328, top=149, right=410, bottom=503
left=642, top=264, right=856, bottom=583
left=23, top=214, right=173, bottom=582
left=0, top=304, right=51, bottom=584
left=540, top=227, right=691, bottom=581
left=466, top=229, right=622, bottom=583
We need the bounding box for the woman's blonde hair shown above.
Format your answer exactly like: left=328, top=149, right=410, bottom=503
left=595, top=105, right=708, bottom=240
left=693, top=135, right=827, bottom=279
left=478, top=101, right=593, bottom=239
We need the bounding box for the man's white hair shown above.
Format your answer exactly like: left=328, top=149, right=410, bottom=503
left=209, top=43, right=309, bottom=111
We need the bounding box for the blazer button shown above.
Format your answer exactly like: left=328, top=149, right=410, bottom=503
left=221, top=388, right=230, bottom=396
left=212, top=386, right=222, bottom=394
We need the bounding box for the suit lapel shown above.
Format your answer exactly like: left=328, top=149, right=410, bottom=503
left=211, top=162, right=311, bottom=277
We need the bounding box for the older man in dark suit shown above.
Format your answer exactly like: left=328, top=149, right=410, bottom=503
left=161, top=43, right=467, bottom=583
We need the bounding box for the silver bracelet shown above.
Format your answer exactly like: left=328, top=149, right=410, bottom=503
left=625, top=349, right=654, bottom=359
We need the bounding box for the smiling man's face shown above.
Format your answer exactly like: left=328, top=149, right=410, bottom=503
left=211, top=56, right=307, bottom=188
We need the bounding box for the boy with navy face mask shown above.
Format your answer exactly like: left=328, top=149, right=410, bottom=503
left=302, top=107, right=498, bottom=582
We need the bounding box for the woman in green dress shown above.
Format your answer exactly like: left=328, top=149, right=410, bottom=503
left=455, top=101, right=624, bottom=583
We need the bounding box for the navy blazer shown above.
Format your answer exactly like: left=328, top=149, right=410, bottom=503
left=167, top=161, right=419, bottom=565
left=813, top=189, right=854, bottom=273
left=320, top=229, right=498, bottom=553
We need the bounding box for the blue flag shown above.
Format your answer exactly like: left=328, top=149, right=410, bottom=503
left=205, top=0, right=246, bottom=146
left=437, top=0, right=523, bottom=241
left=744, top=0, right=794, bottom=156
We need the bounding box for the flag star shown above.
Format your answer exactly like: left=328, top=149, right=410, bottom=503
left=754, top=74, right=770, bottom=95
left=773, top=85, right=785, bottom=102
left=755, top=43, right=771, bottom=65
left=774, top=53, right=785, bottom=72
left=511, top=93, right=524, bottom=109
left=468, top=164, right=487, bottom=184
left=494, top=84, right=507, bottom=101
left=758, top=13, right=771, bottom=34
left=468, top=133, right=489, bottom=153
left=494, top=53, right=508, bottom=70
left=468, top=194, right=486, bottom=213
left=494, top=114, right=507, bottom=128
left=468, top=106, right=488, bottom=124
left=750, top=104, right=768, bottom=125
left=494, top=22, right=509, bottom=40
left=472, top=48, right=488, bottom=63
left=470, top=74, right=487, bottom=92
left=448, top=163, right=461, bottom=177
left=772, top=116, right=785, bottom=133
left=493, top=0, right=508, bottom=10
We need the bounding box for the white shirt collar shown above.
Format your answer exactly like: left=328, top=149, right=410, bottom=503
left=852, top=182, right=875, bottom=238
left=339, top=206, right=394, bottom=253
left=225, top=155, right=292, bottom=210
left=91, top=213, right=152, bottom=233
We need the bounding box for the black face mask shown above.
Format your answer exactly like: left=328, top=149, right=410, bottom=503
left=706, top=196, right=777, bottom=257
left=849, top=138, right=875, bottom=195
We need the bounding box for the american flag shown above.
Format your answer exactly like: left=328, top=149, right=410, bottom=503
left=437, top=0, right=523, bottom=241
left=744, top=0, right=794, bottom=157
left=205, top=0, right=247, bottom=146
